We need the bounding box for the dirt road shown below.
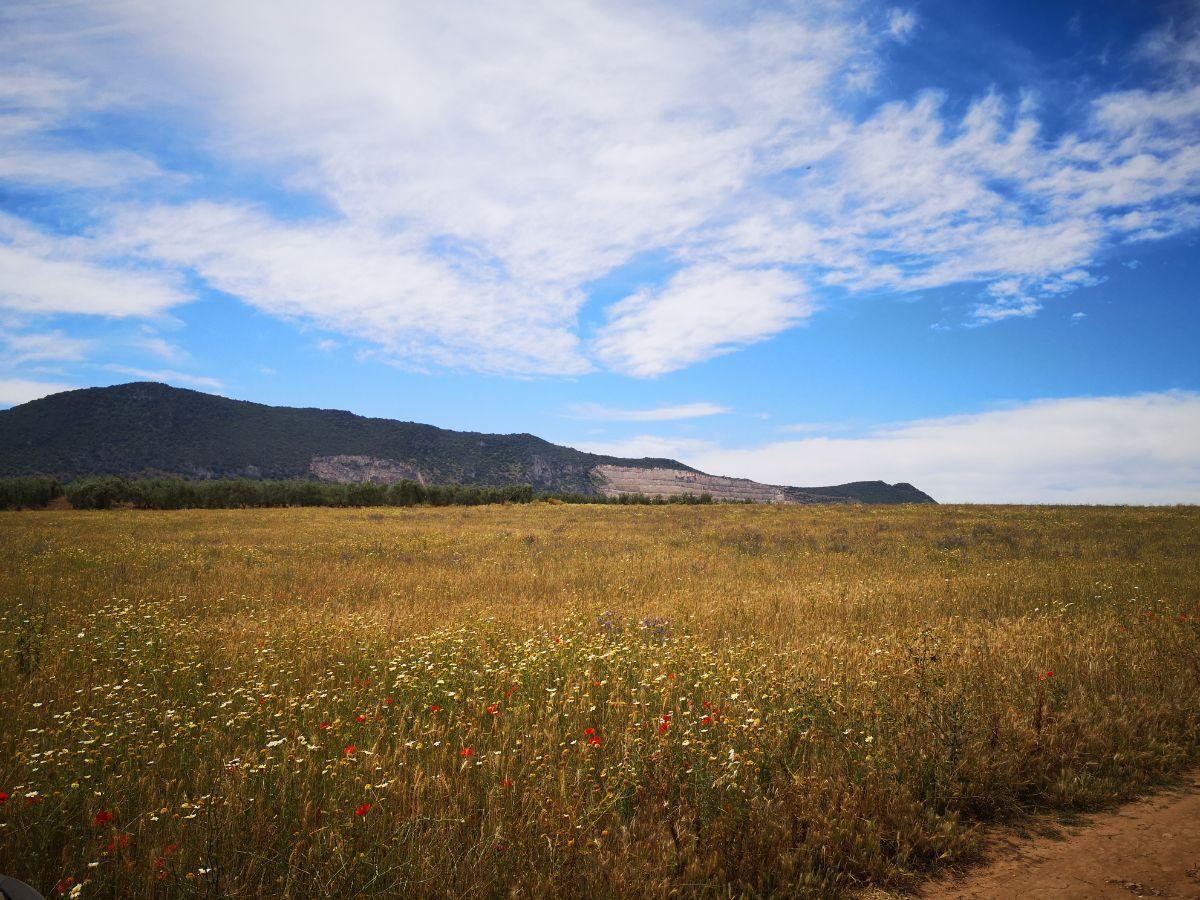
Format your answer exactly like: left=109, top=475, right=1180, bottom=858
left=918, top=772, right=1200, bottom=899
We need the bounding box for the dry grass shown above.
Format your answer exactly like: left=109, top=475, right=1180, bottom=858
left=1, top=503, right=1198, bottom=897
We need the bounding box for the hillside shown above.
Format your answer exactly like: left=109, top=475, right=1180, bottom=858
left=0, top=383, right=935, bottom=502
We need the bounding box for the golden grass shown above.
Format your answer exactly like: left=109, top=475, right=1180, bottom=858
left=1, top=503, right=1198, bottom=897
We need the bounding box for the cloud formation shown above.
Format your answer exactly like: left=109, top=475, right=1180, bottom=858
left=886, top=8, right=918, bottom=42
left=102, top=366, right=222, bottom=390
left=0, top=215, right=185, bottom=318
left=568, top=401, right=729, bottom=422
left=0, top=377, right=75, bottom=406
left=594, top=265, right=811, bottom=376
left=104, top=203, right=587, bottom=375
left=0, top=328, right=93, bottom=365
left=586, top=392, right=1200, bottom=504
left=1, top=2, right=1199, bottom=374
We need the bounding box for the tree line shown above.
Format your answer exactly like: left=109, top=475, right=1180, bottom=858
left=0, top=476, right=716, bottom=510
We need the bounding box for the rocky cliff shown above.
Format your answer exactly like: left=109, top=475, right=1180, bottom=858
left=594, top=465, right=851, bottom=504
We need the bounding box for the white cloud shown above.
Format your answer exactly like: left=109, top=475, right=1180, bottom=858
left=0, top=377, right=75, bottom=406
left=0, top=64, right=166, bottom=188
left=0, top=147, right=163, bottom=189
left=103, top=365, right=223, bottom=390
left=675, top=392, right=1200, bottom=504
left=1137, top=9, right=1200, bottom=77
left=711, top=79, right=1200, bottom=321
left=0, top=329, right=93, bottom=364
left=568, top=401, right=729, bottom=421
left=886, top=8, right=918, bottom=42
left=1, top=1, right=866, bottom=374
left=126, top=333, right=187, bottom=363
left=1, top=3, right=1199, bottom=374
left=85, top=2, right=866, bottom=288
left=104, top=202, right=588, bottom=375
left=778, top=421, right=841, bottom=434
left=0, top=214, right=186, bottom=318
left=594, top=265, right=812, bottom=376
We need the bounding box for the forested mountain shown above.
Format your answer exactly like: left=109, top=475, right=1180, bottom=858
left=0, top=383, right=935, bottom=502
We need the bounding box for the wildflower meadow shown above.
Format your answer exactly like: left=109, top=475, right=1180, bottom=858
left=1, top=503, right=1197, bottom=896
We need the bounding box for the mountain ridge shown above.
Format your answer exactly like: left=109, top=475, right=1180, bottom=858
left=0, top=383, right=935, bottom=503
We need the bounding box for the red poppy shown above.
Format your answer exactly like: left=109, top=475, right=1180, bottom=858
left=355, top=803, right=371, bottom=817
left=153, top=844, right=177, bottom=872
left=0, top=791, right=8, bottom=804
left=1039, top=670, right=1054, bottom=681
left=430, top=704, right=441, bottom=713
left=583, top=727, right=596, bottom=736
left=460, top=747, right=475, bottom=758
left=93, top=810, right=114, bottom=826
left=355, top=714, right=367, bottom=723
left=701, top=715, right=713, bottom=726
left=318, top=721, right=330, bottom=730
left=487, top=704, right=500, bottom=715
left=501, top=777, right=514, bottom=788
left=343, top=744, right=356, bottom=756
left=55, top=877, right=74, bottom=895
left=587, top=736, right=602, bottom=746
left=384, top=697, right=394, bottom=706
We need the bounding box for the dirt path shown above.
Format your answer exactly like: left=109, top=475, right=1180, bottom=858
left=914, top=772, right=1200, bottom=899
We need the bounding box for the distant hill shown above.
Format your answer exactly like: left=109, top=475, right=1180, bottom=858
left=0, top=383, right=935, bottom=503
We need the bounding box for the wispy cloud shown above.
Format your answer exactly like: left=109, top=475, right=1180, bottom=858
left=103, top=365, right=222, bottom=390
left=778, top=422, right=842, bottom=434
left=568, top=401, right=729, bottom=422
left=679, top=392, right=1200, bottom=504
left=127, top=333, right=187, bottom=363
left=1, top=3, right=1198, bottom=375
left=0, top=377, right=75, bottom=406
left=0, top=214, right=186, bottom=318
left=0, top=66, right=166, bottom=189
left=886, top=8, right=918, bottom=42
left=102, top=202, right=588, bottom=376
left=594, top=265, right=812, bottom=376
left=1, top=328, right=93, bottom=365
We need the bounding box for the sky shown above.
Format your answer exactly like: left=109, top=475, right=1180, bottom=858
left=1, top=0, right=1198, bottom=503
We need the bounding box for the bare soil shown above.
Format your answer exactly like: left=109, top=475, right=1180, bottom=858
left=915, top=772, right=1200, bottom=899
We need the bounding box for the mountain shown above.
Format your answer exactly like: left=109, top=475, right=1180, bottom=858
left=0, top=383, right=935, bottom=503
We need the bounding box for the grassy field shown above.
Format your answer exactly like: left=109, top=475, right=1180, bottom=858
left=1, top=504, right=1198, bottom=897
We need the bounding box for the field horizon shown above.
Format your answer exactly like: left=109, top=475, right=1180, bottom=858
left=2, top=503, right=1198, bottom=897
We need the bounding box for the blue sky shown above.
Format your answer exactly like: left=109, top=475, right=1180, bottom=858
left=1, top=0, right=1198, bottom=502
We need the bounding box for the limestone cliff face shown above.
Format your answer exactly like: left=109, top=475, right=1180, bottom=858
left=309, top=455, right=426, bottom=485
left=591, top=465, right=856, bottom=504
